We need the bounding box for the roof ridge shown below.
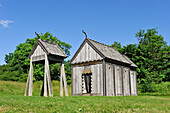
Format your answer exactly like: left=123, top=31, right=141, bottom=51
left=87, top=38, right=111, bottom=48
left=87, top=38, right=129, bottom=60
left=40, top=39, right=57, bottom=45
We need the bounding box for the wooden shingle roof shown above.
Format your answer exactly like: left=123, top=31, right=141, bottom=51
left=28, top=39, right=67, bottom=59
left=71, top=38, right=137, bottom=68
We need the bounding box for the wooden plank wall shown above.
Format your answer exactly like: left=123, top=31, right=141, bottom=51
left=106, top=63, right=115, bottom=96
left=72, top=66, right=84, bottom=95
left=72, top=63, right=103, bottom=95
left=115, top=65, right=123, bottom=96
left=130, top=70, right=137, bottom=95
left=72, top=62, right=137, bottom=96
left=123, top=67, right=130, bottom=96
left=91, top=63, right=103, bottom=96
left=72, top=42, right=102, bottom=64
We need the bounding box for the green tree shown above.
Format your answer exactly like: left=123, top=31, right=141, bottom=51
left=111, top=28, right=170, bottom=92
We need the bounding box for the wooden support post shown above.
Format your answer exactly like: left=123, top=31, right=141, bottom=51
left=62, top=61, right=69, bottom=96
left=28, top=57, right=33, bottom=96
left=24, top=69, right=30, bottom=96
left=60, top=63, right=63, bottom=96
left=44, top=55, right=48, bottom=97
left=45, top=54, right=53, bottom=97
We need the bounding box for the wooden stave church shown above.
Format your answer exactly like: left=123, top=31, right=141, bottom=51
left=70, top=38, right=138, bottom=96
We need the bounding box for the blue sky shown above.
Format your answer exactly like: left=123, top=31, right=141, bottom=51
left=0, top=0, right=169, bottom=65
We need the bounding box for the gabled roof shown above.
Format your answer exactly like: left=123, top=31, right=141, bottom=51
left=28, top=39, right=67, bottom=59
left=71, top=38, right=137, bottom=68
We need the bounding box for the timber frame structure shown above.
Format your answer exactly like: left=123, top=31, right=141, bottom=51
left=24, top=39, right=69, bottom=97
left=71, top=38, right=138, bottom=96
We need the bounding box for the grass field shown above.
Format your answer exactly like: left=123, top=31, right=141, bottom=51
left=0, top=81, right=170, bottom=112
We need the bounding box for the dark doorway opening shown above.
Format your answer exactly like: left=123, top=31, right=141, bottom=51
left=84, top=74, right=91, bottom=93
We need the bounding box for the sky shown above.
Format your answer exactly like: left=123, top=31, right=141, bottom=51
left=0, top=0, right=170, bottom=65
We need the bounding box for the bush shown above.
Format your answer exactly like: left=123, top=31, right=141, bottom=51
left=0, top=71, right=27, bottom=82
left=138, top=82, right=170, bottom=96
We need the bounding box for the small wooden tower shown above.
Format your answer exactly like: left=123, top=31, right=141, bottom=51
left=24, top=39, right=69, bottom=97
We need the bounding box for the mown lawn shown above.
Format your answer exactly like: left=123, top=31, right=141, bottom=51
left=0, top=81, right=170, bottom=112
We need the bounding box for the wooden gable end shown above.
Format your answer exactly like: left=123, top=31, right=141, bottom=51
left=31, top=45, right=46, bottom=62
left=71, top=41, right=103, bottom=64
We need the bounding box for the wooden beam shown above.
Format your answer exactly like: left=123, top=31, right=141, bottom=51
left=45, top=54, right=53, bottom=97
left=121, top=66, right=124, bottom=96
left=60, top=63, right=63, bottom=96
left=62, top=61, right=69, bottom=96
left=113, top=64, right=116, bottom=96
left=128, top=68, right=131, bottom=95
left=28, top=57, right=33, bottom=96
left=102, top=60, right=106, bottom=96
left=135, top=71, right=138, bottom=95
left=71, top=66, right=73, bottom=95
left=24, top=70, right=30, bottom=96
left=44, top=55, right=48, bottom=97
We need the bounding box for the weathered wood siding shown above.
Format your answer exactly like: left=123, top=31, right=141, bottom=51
left=72, top=66, right=84, bottom=95
left=122, top=67, right=130, bottom=96
left=91, top=63, right=103, bottom=96
left=114, top=65, right=123, bottom=96
left=106, top=63, right=115, bottom=96
left=72, top=42, right=102, bottom=64
left=130, top=70, right=137, bottom=95
left=32, top=45, right=45, bottom=62
left=72, top=63, right=103, bottom=95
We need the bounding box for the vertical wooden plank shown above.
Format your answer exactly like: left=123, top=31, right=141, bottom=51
left=28, top=57, right=33, bottom=96
left=110, top=64, right=114, bottom=96
left=129, top=68, right=131, bottom=95
left=91, top=65, right=95, bottom=94
left=75, top=67, right=78, bottom=94
left=85, top=42, right=89, bottom=61
left=60, top=63, right=63, bottom=96
left=130, top=71, right=134, bottom=95
left=44, top=56, right=48, bottom=97
left=135, top=71, right=138, bottom=95
left=100, top=63, right=103, bottom=95
left=62, top=61, right=69, bottom=96
left=46, top=54, right=53, bottom=97
left=88, top=44, right=90, bottom=61
left=71, top=66, right=73, bottom=95
left=121, top=66, right=124, bottom=96
left=115, top=65, right=117, bottom=96
left=113, top=64, right=116, bottom=96
left=24, top=69, right=30, bottom=96
left=82, top=45, right=85, bottom=62
left=106, top=63, right=109, bottom=96
left=97, top=64, right=100, bottom=95
left=91, top=65, right=94, bottom=94
left=103, top=60, right=106, bottom=96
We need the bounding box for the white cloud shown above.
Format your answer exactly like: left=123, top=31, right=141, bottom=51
left=0, top=20, right=14, bottom=28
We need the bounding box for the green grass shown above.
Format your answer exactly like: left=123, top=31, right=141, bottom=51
left=0, top=81, right=170, bottom=112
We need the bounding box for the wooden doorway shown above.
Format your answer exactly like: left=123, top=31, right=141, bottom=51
left=82, top=73, right=92, bottom=95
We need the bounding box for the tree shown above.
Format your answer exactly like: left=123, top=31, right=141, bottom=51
left=111, top=28, right=170, bottom=92
left=135, top=28, right=170, bottom=83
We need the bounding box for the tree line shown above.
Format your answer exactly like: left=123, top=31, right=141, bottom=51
left=0, top=28, right=169, bottom=93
